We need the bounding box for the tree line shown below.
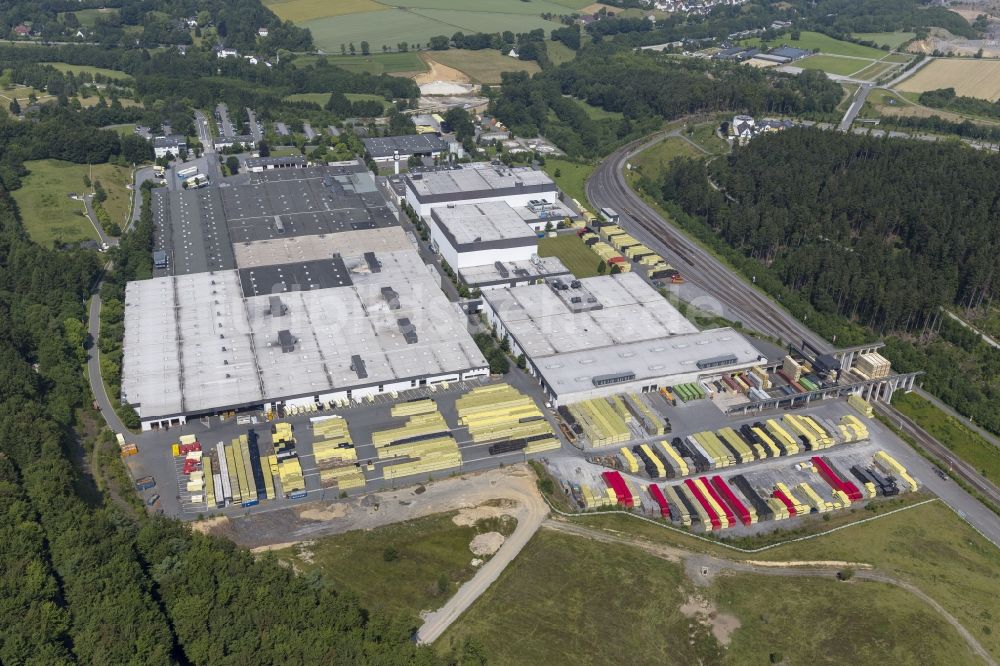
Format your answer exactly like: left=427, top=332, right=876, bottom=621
left=649, top=127, right=1000, bottom=433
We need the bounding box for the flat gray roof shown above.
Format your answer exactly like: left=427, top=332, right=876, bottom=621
left=485, top=272, right=700, bottom=358
left=363, top=134, right=449, bottom=158
left=459, top=256, right=570, bottom=287
left=431, top=201, right=538, bottom=246
left=405, top=163, right=556, bottom=203
left=122, top=247, right=487, bottom=420
left=233, top=226, right=412, bottom=269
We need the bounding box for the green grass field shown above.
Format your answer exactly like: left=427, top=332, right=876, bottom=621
left=270, top=146, right=304, bottom=157
left=540, top=158, right=594, bottom=208
left=851, top=60, right=897, bottom=81
left=12, top=160, right=132, bottom=246
left=892, top=392, right=1000, bottom=486
left=275, top=511, right=515, bottom=622
left=743, top=30, right=887, bottom=59
left=298, top=51, right=426, bottom=75
left=41, top=62, right=132, bottom=81
left=426, top=48, right=540, bottom=84
left=438, top=528, right=978, bottom=664
left=797, top=54, right=874, bottom=77
left=629, top=136, right=701, bottom=174
left=538, top=234, right=603, bottom=278
left=283, top=92, right=329, bottom=106
left=289, top=0, right=570, bottom=52
left=547, top=40, right=578, bottom=66
left=854, top=32, right=916, bottom=49
left=58, top=7, right=119, bottom=27
left=568, top=97, right=624, bottom=121
left=565, top=499, right=1000, bottom=659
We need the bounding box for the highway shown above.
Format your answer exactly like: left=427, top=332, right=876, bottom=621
left=838, top=82, right=873, bottom=132
left=585, top=132, right=1000, bottom=541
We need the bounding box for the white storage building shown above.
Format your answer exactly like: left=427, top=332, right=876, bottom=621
left=428, top=201, right=540, bottom=270
left=404, top=163, right=559, bottom=218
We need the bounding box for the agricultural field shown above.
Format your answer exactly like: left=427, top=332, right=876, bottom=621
left=797, top=54, right=879, bottom=77
left=12, top=160, right=132, bottom=246
left=58, top=7, right=118, bottom=27
left=570, top=498, right=1000, bottom=660
left=273, top=0, right=571, bottom=52
left=540, top=158, right=594, bottom=209
left=742, top=30, right=887, bottom=59
left=892, top=392, right=1000, bottom=486
left=896, top=58, right=1000, bottom=101
left=275, top=511, right=515, bottom=621
left=538, top=234, right=603, bottom=278
left=628, top=136, right=702, bottom=175
left=424, top=49, right=539, bottom=84
left=850, top=60, right=896, bottom=81
left=297, top=51, right=427, bottom=76
left=41, top=62, right=132, bottom=81
left=853, top=32, right=917, bottom=49
left=438, top=528, right=978, bottom=664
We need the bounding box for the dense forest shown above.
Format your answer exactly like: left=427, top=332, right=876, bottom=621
left=491, top=48, right=842, bottom=157
left=648, top=129, right=1000, bottom=431
left=919, top=88, right=1000, bottom=121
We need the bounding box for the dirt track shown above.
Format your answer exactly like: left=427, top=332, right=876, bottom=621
left=413, top=54, right=470, bottom=85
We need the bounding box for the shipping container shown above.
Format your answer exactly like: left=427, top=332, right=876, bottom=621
left=135, top=476, right=156, bottom=492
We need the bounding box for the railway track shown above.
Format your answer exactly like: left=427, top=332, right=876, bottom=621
left=586, top=132, right=1000, bottom=513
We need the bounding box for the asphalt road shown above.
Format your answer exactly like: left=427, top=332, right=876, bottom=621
left=87, top=294, right=127, bottom=434
left=585, top=132, right=1000, bottom=540
left=838, top=82, right=873, bottom=132
left=194, top=110, right=214, bottom=152
left=82, top=194, right=115, bottom=247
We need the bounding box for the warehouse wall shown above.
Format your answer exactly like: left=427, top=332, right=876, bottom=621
left=407, top=189, right=558, bottom=218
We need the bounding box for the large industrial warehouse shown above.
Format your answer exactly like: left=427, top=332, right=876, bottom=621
left=482, top=272, right=767, bottom=405
left=404, top=163, right=559, bottom=217
left=428, top=201, right=540, bottom=270
left=123, top=163, right=488, bottom=430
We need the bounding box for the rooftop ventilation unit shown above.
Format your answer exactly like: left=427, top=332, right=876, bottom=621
left=277, top=329, right=296, bottom=353
left=267, top=295, right=287, bottom=317
left=495, top=261, right=509, bottom=278
left=350, top=354, right=368, bottom=379
left=397, top=318, right=418, bottom=344
left=381, top=286, right=401, bottom=310
left=364, top=252, right=381, bottom=273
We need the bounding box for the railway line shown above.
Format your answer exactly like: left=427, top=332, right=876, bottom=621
left=584, top=131, right=1000, bottom=525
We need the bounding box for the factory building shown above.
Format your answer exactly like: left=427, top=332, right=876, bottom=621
left=482, top=272, right=767, bottom=405
left=152, top=134, right=187, bottom=158
left=245, top=155, right=306, bottom=172
left=363, top=134, right=450, bottom=164
left=123, top=164, right=488, bottom=431
left=428, top=201, right=540, bottom=270
left=404, top=163, right=559, bottom=218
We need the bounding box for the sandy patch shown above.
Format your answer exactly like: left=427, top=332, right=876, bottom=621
left=414, top=55, right=470, bottom=85
left=679, top=593, right=741, bottom=647
left=191, top=515, right=229, bottom=534
left=744, top=559, right=872, bottom=569
left=298, top=504, right=350, bottom=521
left=251, top=541, right=300, bottom=552
left=469, top=532, right=505, bottom=556
left=451, top=500, right=517, bottom=527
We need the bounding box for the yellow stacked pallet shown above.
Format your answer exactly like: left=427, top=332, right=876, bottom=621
left=775, top=482, right=809, bottom=515
left=752, top=427, right=782, bottom=458
left=795, top=482, right=831, bottom=512
left=766, top=497, right=790, bottom=520
left=272, top=422, right=294, bottom=444
left=624, top=244, right=651, bottom=260
left=718, top=427, right=754, bottom=463
left=581, top=484, right=597, bottom=508
left=379, top=432, right=462, bottom=480
left=606, top=486, right=618, bottom=505
left=391, top=399, right=437, bottom=418
left=312, top=416, right=357, bottom=465
left=379, top=435, right=456, bottom=460
left=224, top=443, right=242, bottom=504
left=694, top=478, right=732, bottom=528
left=873, top=451, right=918, bottom=492
left=261, top=456, right=275, bottom=500
left=609, top=396, right=633, bottom=424
left=571, top=399, right=630, bottom=447
left=701, top=432, right=736, bottom=466
left=620, top=447, right=640, bottom=473
left=640, top=253, right=662, bottom=267
left=639, top=444, right=666, bottom=478
left=611, top=234, right=639, bottom=251
left=626, top=395, right=666, bottom=435
left=231, top=438, right=249, bottom=502
left=782, top=415, right=819, bottom=450
left=751, top=365, right=773, bottom=389
left=204, top=458, right=215, bottom=507
left=841, top=414, right=869, bottom=440
left=658, top=442, right=689, bottom=476
left=800, top=416, right=834, bottom=448
left=239, top=435, right=257, bottom=502
left=456, top=384, right=556, bottom=444
left=580, top=232, right=599, bottom=244
left=524, top=437, right=560, bottom=454
left=372, top=411, right=449, bottom=448
left=848, top=394, right=874, bottom=418
left=766, top=419, right=800, bottom=454
left=691, top=432, right=725, bottom=468
left=278, top=456, right=304, bottom=495
left=320, top=465, right=366, bottom=490
left=600, top=224, right=624, bottom=239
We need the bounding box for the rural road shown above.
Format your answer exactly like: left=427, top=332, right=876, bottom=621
left=546, top=519, right=996, bottom=665
left=87, top=294, right=127, bottom=434
left=82, top=194, right=117, bottom=247
left=838, top=82, right=873, bottom=131
left=414, top=473, right=548, bottom=644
